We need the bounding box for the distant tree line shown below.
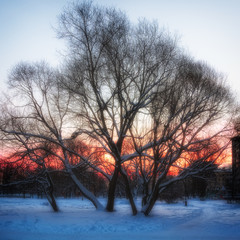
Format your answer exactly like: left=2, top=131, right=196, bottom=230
left=0, top=157, right=232, bottom=205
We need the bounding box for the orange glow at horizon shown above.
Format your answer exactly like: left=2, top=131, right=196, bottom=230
left=0, top=142, right=233, bottom=178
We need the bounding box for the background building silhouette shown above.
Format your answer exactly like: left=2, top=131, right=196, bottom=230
left=231, top=136, right=240, bottom=198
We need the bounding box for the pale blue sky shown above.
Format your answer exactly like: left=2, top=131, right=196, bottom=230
left=0, top=0, right=239, bottom=101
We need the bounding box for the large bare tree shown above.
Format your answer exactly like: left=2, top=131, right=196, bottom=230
left=57, top=1, right=233, bottom=215
left=0, top=1, right=234, bottom=216
left=57, top=1, right=180, bottom=215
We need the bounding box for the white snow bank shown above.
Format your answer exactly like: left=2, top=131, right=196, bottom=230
left=0, top=197, right=240, bottom=240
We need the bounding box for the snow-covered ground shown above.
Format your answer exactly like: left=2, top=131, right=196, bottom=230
left=0, top=197, right=240, bottom=240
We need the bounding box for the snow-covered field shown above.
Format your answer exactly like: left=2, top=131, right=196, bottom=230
left=0, top=197, right=240, bottom=240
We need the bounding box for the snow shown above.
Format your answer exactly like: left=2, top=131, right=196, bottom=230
left=0, top=197, right=240, bottom=240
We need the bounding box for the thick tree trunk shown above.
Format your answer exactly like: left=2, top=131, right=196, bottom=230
left=45, top=190, right=59, bottom=212
left=62, top=148, right=104, bottom=210
left=106, top=167, right=119, bottom=212
left=120, top=170, right=138, bottom=215
left=68, top=168, right=104, bottom=210
left=141, top=182, right=149, bottom=207
left=45, top=172, right=59, bottom=212
left=141, top=187, right=159, bottom=216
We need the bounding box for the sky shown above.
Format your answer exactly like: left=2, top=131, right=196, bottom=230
left=0, top=0, right=240, bottom=101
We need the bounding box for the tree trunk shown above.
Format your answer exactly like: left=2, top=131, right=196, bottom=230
left=45, top=172, right=59, bottom=212
left=120, top=170, right=138, bottom=215
left=141, top=181, right=149, bottom=207
left=106, top=167, right=119, bottom=212
left=142, top=186, right=159, bottom=216
left=45, top=190, right=59, bottom=212
left=68, top=168, right=104, bottom=210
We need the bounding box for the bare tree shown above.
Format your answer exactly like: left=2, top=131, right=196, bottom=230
left=0, top=62, right=105, bottom=210
left=128, top=58, right=233, bottom=215
left=58, top=1, right=179, bottom=215
left=0, top=1, right=234, bottom=217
